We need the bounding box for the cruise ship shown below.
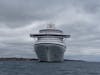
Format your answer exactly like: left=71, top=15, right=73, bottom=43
left=30, top=24, right=70, bottom=62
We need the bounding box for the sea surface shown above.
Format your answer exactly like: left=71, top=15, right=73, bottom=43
left=0, top=60, right=100, bottom=75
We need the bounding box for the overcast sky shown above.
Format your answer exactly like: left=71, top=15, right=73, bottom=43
left=0, top=0, right=100, bottom=61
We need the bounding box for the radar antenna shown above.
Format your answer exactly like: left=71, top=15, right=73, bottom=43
left=47, top=23, right=55, bottom=29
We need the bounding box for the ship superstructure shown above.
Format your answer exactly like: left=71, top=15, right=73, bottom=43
left=30, top=24, right=70, bottom=62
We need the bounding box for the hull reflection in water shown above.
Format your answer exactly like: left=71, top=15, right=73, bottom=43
left=35, top=43, right=65, bottom=62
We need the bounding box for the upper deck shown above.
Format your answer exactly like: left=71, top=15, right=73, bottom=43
left=30, top=24, right=70, bottom=38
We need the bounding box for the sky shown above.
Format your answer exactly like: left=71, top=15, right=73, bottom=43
left=0, top=0, right=100, bottom=61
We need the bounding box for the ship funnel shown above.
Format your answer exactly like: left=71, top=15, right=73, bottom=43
left=47, top=23, right=55, bottom=29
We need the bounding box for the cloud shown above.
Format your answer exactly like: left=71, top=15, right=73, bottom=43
left=0, top=0, right=100, bottom=61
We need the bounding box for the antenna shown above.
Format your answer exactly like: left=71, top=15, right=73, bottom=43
left=47, top=23, right=55, bottom=29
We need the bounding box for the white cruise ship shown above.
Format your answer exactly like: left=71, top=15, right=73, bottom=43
left=30, top=24, right=70, bottom=62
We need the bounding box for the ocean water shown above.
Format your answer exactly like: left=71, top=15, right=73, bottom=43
left=0, top=61, right=100, bottom=75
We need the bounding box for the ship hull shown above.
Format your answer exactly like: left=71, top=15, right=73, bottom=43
left=34, top=43, right=65, bottom=62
